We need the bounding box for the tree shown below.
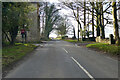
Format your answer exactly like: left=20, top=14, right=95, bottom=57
left=90, top=2, right=112, bottom=38
left=91, top=2, right=94, bottom=37
left=62, top=2, right=82, bottom=41
left=37, top=3, right=41, bottom=40
left=57, top=22, right=68, bottom=36
left=2, top=2, right=35, bottom=44
left=112, top=1, right=120, bottom=45
left=83, top=1, right=86, bottom=38
left=98, top=2, right=105, bottom=39
left=44, top=3, right=61, bottom=39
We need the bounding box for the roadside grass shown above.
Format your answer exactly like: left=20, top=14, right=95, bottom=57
left=86, top=43, right=120, bottom=55
left=63, top=39, right=78, bottom=43
left=63, top=39, right=95, bottom=43
left=2, top=43, right=37, bottom=68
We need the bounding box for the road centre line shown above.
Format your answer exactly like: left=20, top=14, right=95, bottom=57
left=71, top=57, right=95, bottom=80
left=62, top=48, right=69, bottom=53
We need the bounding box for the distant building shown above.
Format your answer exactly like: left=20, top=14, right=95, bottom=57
left=16, top=3, right=40, bottom=42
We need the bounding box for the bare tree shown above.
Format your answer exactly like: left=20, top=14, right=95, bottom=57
left=112, top=1, right=120, bottom=45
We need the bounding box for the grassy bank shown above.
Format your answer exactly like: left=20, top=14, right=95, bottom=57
left=63, top=39, right=78, bottom=43
left=86, top=43, right=120, bottom=55
left=63, top=39, right=95, bottom=43
left=2, top=43, right=37, bottom=68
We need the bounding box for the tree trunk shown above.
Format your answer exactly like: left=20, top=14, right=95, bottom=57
left=87, top=10, right=89, bottom=38
left=84, top=1, right=86, bottom=38
left=42, top=12, right=45, bottom=36
left=2, top=30, right=11, bottom=42
left=77, top=7, right=80, bottom=41
left=96, top=3, right=100, bottom=37
left=77, top=23, right=79, bottom=41
left=44, top=2, right=48, bottom=39
left=100, top=4, right=105, bottom=39
left=37, top=3, right=41, bottom=40
left=73, top=27, right=76, bottom=39
left=44, top=30, right=49, bottom=40
left=112, top=1, right=120, bottom=45
left=95, top=2, right=105, bottom=39
left=9, top=26, right=18, bottom=44
left=98, top=14, right=102, bottom=37
left=92, top=2, right=94, bottom=38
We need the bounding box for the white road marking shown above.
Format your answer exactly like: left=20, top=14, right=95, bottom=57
left=71, top=57, right=95, bottom=80
left=62, top=48, right=69, bottom=53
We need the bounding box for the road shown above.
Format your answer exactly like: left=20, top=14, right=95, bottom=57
left=5, top=40, right=118, bottom=79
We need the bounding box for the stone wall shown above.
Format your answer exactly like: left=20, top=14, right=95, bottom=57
left=16, top=3, right=40, bottom=42
left=96, top=36, right=110, bottom=44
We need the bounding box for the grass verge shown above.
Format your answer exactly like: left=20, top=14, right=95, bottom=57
left=2, top=43, right=37, bottom=68
left=86, top=43, right=120, bottom=55
left=63, top=39, right=95, bottom=43
left=63, top=39, right=78, bottom=43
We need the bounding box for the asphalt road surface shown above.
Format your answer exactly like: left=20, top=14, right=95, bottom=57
left=5, top=40, right=118, bottom=79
